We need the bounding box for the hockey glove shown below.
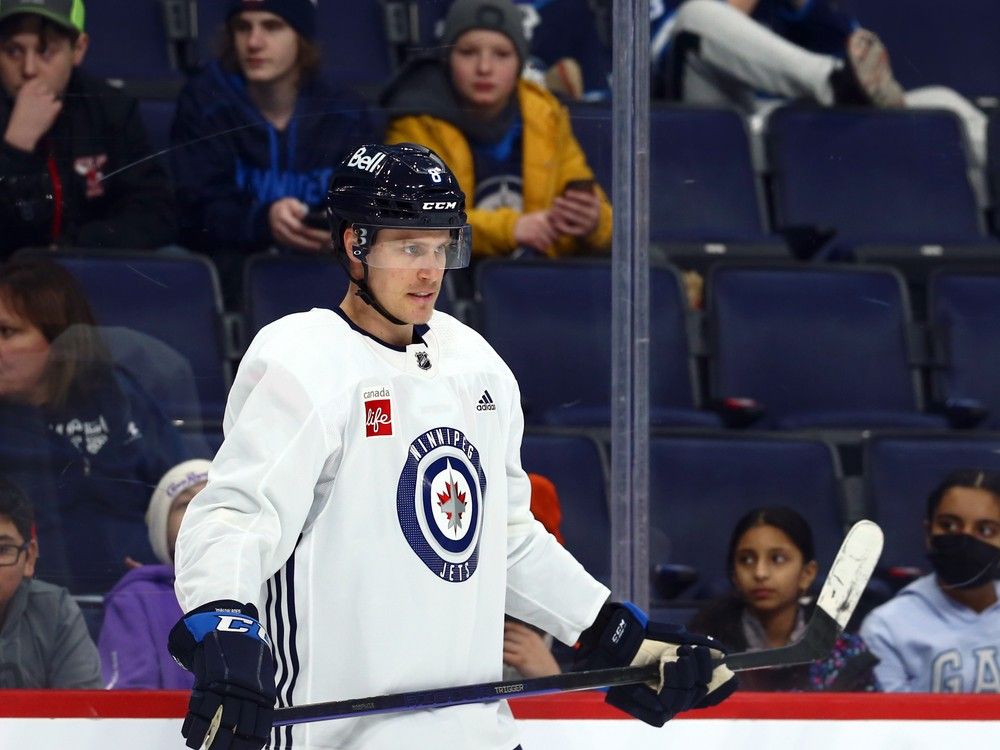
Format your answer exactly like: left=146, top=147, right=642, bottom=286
left=576, top=602, right=737, bottom=727
left=168, top=600, right=276, bottom=750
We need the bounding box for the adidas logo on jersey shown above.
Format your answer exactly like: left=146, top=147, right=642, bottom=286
left=476, top=390, right=496, bottom=411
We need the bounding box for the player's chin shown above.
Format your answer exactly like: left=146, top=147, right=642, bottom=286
left=405, top=291, right=439, bottom=321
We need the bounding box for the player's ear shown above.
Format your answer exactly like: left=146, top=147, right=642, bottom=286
left=342, top=226, right=364, bottom=276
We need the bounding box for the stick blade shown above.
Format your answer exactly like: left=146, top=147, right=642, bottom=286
left=815, top=519, right=884, bottom=631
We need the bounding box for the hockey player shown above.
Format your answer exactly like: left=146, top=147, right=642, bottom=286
left=166, top=142, right=737, bottom=750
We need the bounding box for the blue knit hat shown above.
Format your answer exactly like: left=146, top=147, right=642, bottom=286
left=227, top=0, right=316, bottom=39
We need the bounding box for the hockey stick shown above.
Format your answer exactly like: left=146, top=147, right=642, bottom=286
left=264, top=520, right=882, bottom=728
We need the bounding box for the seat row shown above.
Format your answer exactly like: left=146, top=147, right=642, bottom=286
left=526, top=428, right=1000, bottom=598
left=570, top=104, right=1000, bottom=262
left=27, top=250, right=1000, bottom=435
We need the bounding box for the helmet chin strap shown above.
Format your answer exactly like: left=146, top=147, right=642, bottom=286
left=334, top=247, right=409, bottom=327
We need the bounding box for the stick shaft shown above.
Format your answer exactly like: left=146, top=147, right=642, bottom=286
left=272, top=624, right=827, bottom=729
left=273, top=664, right=658, bottom=726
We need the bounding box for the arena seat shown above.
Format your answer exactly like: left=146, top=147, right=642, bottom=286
left=766, top=108, right=989, bottom=258
left=649, top=105, right=772, bottom=244
left=648, top=432, right=847, bottom=598
left=83, top=0, right=185, bottom=81
left=862, top=432, right=1000, bottom=570
left=927, top=270, right=1000, bottom=428
left=521, top=430, right=610, bottom=583
left=38, top=251, right=231, bottom=426
left=706, top=263, right=946, bottom=430
left=476, top=259, right=722, bottom=428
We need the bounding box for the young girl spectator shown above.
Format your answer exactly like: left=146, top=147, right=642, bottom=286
left=0, top=258, right=192, bottom=594
left=861, top=469, right=1000, bottom=692
left=382, top=0, right=612, bottom=261
left=689, top=505, right=878, bottom=691
left=99, top=459, right=209, bottom=689
left=170, top=0, right=373, bottom=302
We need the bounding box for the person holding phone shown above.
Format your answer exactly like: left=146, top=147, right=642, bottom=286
left=381, top=0, right=612, bottom=260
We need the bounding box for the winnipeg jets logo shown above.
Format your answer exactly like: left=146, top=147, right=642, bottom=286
left=397, top=428, right=487, bottom=583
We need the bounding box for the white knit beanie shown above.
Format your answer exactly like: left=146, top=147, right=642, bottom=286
left=146, top=459, right=211, bottom=565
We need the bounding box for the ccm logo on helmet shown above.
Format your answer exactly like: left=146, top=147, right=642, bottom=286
left=423, top=201, right=458, bottom=210
left=347, top=147, right=387, bottom=174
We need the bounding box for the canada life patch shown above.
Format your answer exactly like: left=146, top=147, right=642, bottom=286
left=365, top=398, right=392, bottom=437
left=397, top=427, right=487, bottom=583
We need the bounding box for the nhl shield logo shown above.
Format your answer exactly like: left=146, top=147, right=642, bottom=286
left=415, top=351, right=432, bottom=371
left=396, top=427, right=487, bottom=582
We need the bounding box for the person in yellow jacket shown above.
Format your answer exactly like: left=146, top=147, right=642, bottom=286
left=381, top=0, right=611, bottom=259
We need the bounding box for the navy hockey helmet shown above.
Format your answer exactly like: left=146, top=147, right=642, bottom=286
left=326, top=143, right=471, bottom=270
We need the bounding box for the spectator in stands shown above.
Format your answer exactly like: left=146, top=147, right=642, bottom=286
left=0, top=477, right=102, bottom=688
left=0, top=0, right=177, bottom=258
left=170, top=0, right=374, bottom=303
left=99, top=459, right=209, bottom=689
left=417, top=0, right=612, bottom=101
left=689, top=506, right=878, bottom=691
left=502, top=473, right=563, bottom=680
left=0, top=258, right=193, bottom=594
left=861, top=469, right=1000, bottom=692
left=382, top=0, right=612, bottom=263
left=647, top=0, right=986, bottom=167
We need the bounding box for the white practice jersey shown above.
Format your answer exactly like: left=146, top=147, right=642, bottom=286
left=174, top=307, right=610, bottom=750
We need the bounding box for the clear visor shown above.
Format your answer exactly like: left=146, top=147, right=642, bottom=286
left=353, top=226, right=472, bottom=270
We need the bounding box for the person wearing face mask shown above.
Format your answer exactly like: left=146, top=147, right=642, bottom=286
left=861, top=469, right=1000, bottom=692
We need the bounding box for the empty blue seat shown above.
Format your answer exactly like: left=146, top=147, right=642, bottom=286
left=649, top=433, right=846, bottom=597
left=767, top=108, right=987, bottom=256
left=863, top=432, right=1000, bottom=570
left=477, top=259, right=721, bottom=428
left=83, top=0, right=183, bottom=80
left=521, top=431, right=609, bottom=583
left=928, top=270, right=1000, bottom=428
left=707, top=264, right=946, bottom=429
left=243, top=254, right=459, bottom=336
left=649, top=106, right=772, bottom=244
left=47, top=252, right=230, bottom=425
left=243, top=254, right=347, bottom=335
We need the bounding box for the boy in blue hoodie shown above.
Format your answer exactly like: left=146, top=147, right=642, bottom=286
left=170, top=0, right=374, bottom=302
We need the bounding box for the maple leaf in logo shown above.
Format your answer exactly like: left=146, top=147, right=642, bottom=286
left=436, top=462, right=468, bottom=535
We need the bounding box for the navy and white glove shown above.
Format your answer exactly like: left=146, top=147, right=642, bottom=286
left=576, top=602, right=737, bottom=727
left=168, top=600, right=276, bottom=750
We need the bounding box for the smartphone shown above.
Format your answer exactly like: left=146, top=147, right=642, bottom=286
left=563, top=178, right=596, bottom=194
left=303, top=209, right=328, bottom=230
